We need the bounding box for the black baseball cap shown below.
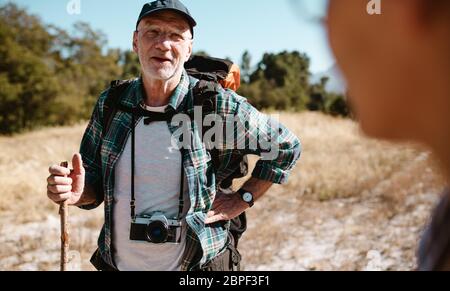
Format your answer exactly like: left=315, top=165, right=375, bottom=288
left=136, top=0, right=197, bottom=36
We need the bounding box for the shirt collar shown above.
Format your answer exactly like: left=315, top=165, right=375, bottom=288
left=135, top=70, right=191, bottom=112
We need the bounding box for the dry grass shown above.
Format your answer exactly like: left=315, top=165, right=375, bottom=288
left=239, top=112, right=446, bottom=270
left=0, top=123, right=86, bottom=221
left=279, top=112, right=443, bottom=201
left=0, top=122, right=103, bottom=270
left=0, top=112, right=446, bottom=270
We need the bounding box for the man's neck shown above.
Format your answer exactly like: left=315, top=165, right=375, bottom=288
left=142, top=72, right=182, bottom=107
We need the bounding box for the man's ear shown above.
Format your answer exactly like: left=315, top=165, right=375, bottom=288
left=133, top=31, right=139, bottom=54
left=185, top=40, right=193, bottom=62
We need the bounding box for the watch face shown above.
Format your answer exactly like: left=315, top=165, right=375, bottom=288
left=243, top=192, right=253, bottom=203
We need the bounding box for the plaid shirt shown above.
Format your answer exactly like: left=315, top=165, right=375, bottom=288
left=79, top=70, right=301, bottom=271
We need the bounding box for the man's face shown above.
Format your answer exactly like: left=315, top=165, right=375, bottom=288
left=133, top=11, right=193, bottom=81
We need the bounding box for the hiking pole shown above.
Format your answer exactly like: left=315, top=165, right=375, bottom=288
left=59, top=161, right=69, bottom=271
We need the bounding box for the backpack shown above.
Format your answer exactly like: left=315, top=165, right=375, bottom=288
left=101, top=55, right=247, bottom=246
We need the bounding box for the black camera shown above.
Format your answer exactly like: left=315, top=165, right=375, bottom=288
left=130, top=212, right=182, bottom=244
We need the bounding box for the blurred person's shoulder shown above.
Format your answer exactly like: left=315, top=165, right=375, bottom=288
left=418, top=189, right=450, bottom=271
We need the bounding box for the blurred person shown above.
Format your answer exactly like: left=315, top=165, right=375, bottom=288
left=46, top=0, right=301, bottom=271
left=325, top=0, right=450, bottom=270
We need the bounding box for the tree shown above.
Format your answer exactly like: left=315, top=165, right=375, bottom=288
left=193, top=50, right=210, bottom=57
left=308, top=75, right=350, bottom=117
left=0, top=4, right=59, bottom=133
left=120, top=50, right=141, bottom=80
left=0, top=3, right=351, bottom=135
left=239, top=51, right=311, bottom=111
left=240, top=50, right=252, bottom=84
left=0, top=3, right=123, bottom=134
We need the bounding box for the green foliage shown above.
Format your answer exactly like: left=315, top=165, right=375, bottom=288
left=0, top=5, right=60, bottom=134
left=120, top=50, right=141, bottom=80
left=307, top=76, right=349, bottom=117
left=193, top=50, right=210, bottom=57
left=0, top=3, right=349, bottom=135
left=238, top=50, right=349, bottom=116
left=240, top=50, right=251, bottom=84
left=0, top=3, right=123, bottom=134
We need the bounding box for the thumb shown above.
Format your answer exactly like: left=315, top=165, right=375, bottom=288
left=71, top=153, right=85, bottom=175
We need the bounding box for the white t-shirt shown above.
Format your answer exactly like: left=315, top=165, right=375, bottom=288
left=112, top=104, right=190, bottom=271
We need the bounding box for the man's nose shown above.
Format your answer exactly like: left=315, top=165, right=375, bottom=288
left=154, top=38, right=171, bottom=51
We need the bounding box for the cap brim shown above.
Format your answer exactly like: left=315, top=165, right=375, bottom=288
left=136, top=8, right=197, bottom=29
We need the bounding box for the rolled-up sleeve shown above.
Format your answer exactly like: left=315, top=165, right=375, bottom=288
left=229, top=92, right=302, bottom=184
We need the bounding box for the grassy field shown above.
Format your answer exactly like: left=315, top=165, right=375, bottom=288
left=0, top=112, right=446, bottom=270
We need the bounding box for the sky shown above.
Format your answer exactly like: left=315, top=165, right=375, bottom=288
left=1, top=0, right=336, bottom=74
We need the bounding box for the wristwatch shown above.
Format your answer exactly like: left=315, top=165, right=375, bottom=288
left=238, top=189, right=254, bottom=208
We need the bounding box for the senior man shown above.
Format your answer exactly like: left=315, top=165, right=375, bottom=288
left=46, top=0, right=301, bottom=271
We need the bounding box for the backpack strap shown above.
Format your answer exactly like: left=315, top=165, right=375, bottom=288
left=102, top=78, right=230, bottom=184
left=191, top=79, right=221, bottom=173
left=192, top=79, right=219, bottom=114
left=102, top=80, right=133, bottom=138
left=191, top=80, right=247, bottom=240
left=190, top=79, right=248, bottom=191
left=102, top=77, right=247, bottom=247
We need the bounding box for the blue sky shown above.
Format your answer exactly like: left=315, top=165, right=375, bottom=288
left=2, top=0, right=335, bottom=73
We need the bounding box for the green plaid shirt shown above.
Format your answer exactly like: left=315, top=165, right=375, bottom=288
left=79, top=70, right=301, bottom=271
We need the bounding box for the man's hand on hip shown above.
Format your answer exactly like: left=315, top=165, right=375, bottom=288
left=204, top=192, right=249, bottom=225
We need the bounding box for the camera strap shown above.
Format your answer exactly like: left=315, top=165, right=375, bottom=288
left=130, top=107, right=185, bottom=221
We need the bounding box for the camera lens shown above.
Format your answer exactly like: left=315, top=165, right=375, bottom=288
left=146, top=220, right=168, bottom=243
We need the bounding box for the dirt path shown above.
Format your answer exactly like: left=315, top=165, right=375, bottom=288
left=240, top=187, right=439, bottom=271
left=0, top=114, right=445, bottom=270
left=0, top=188, right=439, bottom=271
